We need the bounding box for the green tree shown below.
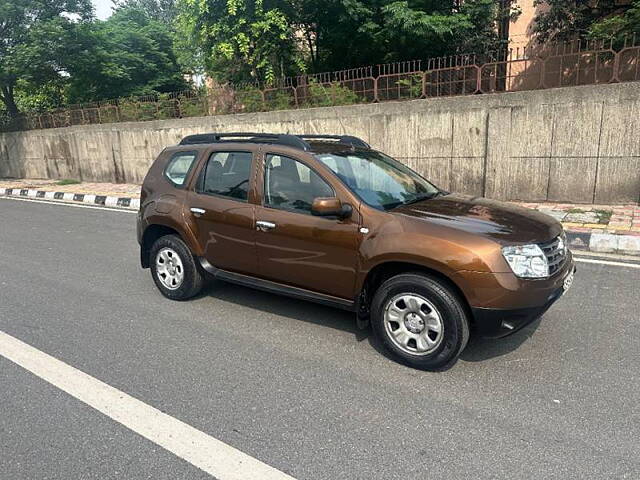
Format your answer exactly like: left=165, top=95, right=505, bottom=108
left=533, top=0, right=639, bottom=42
left=285, top=0, right=519, bottom=73
left=589, top=0, right=640, bottom=41
left=380, top=0, right=518, bottom=60
left=176, top=0, right=305, bottom=84
left=0, top=0, right=93, bottom=118
left=65, top=7, right=188, bottom=103
left=111, top=0, right=177, bottom=24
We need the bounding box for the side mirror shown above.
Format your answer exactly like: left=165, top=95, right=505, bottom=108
left=311, top=197, right=352, bottom=219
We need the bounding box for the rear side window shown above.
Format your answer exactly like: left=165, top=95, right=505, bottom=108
left=165, top=152, right=197, bottom=186
left=198, top=151, right=253, bottom=201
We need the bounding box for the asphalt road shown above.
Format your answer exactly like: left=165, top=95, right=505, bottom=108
left=1, top=198, right=639, bottom=479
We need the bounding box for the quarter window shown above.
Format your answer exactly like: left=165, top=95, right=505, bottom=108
left=198, top=151, right=253, bottom=201
left=165, top=152, right=197, bottom=186
left=264, top=154, right=334, bottom=214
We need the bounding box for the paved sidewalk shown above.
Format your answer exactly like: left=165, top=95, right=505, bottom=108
left=515, top=202, right=640, bottom=236
left=0, top=179, right=141, bottom=198
left=0, top=179, right=141, bottom=210
left=2, top=178, right=639, bottom=255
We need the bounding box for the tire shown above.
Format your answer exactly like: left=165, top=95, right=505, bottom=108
left=149, top=234, right=205, bottom=301
left=370, top=273, right=470, bottom=371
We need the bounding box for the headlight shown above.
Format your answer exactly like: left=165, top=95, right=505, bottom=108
left=558, top=230, right=567, bottom=255
left=501, top=244, right=549, bottom=278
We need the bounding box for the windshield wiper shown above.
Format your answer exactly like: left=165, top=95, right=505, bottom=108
left=384, top=191, right=444, bottom=210
left=402, top=191, right=443, bottom=206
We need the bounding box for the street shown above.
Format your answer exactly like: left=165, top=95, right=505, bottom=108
left=1, top=197, right=639, bottom=479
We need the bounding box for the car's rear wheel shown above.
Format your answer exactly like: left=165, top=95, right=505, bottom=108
left=371, top=273, right=469, bottom=370
left=150, top=235, right=205, bottom=300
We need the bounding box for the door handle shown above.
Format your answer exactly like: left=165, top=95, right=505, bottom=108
left=190, top=207, right=206, bottom=217
left=256, top=220, right=276, bottom=232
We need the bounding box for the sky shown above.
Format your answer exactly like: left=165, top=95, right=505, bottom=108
left=92, top=0, right=114, bottom=20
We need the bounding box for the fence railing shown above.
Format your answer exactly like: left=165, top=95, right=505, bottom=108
left=3, top=35, right=639, bottom=133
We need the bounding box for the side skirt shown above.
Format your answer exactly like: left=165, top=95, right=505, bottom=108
left=198, top=258, right=356, bottom=312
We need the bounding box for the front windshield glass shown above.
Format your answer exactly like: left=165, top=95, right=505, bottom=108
left=315, top=150, right=440, bottom=211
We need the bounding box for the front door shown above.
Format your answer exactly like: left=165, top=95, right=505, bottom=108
left=255, top=153, right=360, bottom=300
left=186, top=150, right=257, bottom=275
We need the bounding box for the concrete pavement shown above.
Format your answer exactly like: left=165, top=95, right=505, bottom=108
left=1, top=197, right=639, bottom=479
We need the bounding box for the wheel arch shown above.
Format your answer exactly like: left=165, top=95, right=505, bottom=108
left=358, top=260, right=473, bottom=326
left=140, top=222, right=198, bottom=268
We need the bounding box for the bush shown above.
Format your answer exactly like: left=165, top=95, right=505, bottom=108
left=99, top=106, right=120, bottom=124
left=137, top=101, right=159, bottom=121
left=118, top=99, right=139, bottom=122
left=264, top=89, right=295, bottom=110
left=303, top=81, right=360, bottom=107
left=178, top=94, right=208, bottom=118
left=395, top=74, right=424, bottom=99
left=235, top=87, right=265, bottom=113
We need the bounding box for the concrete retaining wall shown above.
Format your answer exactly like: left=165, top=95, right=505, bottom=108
left=1, top=82, right=639, bottom=204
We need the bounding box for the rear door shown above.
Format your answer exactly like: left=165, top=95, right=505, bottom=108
left=185, top=148, right=258, bottom=275
left=254, top=151, right=361, bottom=300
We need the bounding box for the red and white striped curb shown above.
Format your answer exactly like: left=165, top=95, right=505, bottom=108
left=0, top=187, right=140, bottom=210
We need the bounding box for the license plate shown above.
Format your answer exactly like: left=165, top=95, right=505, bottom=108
left=563, top=269, right=575, bottom=293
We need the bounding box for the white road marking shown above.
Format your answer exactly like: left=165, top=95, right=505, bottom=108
left=574, top=257, right=640, bottom=269
left=0, top=196, right=137, bottom=213
left=0, top=330, right=296, bottom=480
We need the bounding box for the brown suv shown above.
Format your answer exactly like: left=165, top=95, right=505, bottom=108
left=137, top=133, right=575, bottom=370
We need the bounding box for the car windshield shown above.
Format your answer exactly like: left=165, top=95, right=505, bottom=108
left=315, top=150, right=440, bottom=211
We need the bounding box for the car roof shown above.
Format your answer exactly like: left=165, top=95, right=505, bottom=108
left=176, top=133, right=372, bottom=155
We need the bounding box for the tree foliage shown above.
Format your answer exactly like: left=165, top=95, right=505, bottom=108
left=0, top=0, right=93, bottom=117
left=1, top=0, right=187, bottom=117
left=3, top=0, right=529, bottom=118
left=533, top=0, right=640, bottom=42
left=176, top=0, right=304, bottom=85
left=589, top=0, right=640, bottom=41
left=178, top=0, right=519, bottom=84
left=111, top=0, right=177, bottom=24
left=65, top=7, right=187, bottom=103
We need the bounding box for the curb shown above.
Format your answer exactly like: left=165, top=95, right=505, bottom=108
left=2, top=187, right=639, bottom=256
left=566, top=231, right=640, bottom=256
left=0, top=187, right=140, bottom=211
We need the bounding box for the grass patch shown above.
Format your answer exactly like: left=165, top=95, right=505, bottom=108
left=56, top=179, right=81, bottom=186
left=595, top=209, right=613, bottom=224
left=567, top=208, right=586, bottom=214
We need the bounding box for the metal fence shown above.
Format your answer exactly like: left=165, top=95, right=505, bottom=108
left=3, top=35, right=639, bottom=133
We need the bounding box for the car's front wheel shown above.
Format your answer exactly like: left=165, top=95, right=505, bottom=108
left=149, top=234, right=205, bottom=300
left=371, top=273, right=470, bottom=370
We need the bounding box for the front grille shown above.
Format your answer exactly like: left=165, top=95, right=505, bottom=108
left=539, top=236, right=567, bottom=275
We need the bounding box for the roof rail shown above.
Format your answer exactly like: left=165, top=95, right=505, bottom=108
left=297, top=135, right=370, bottom=149
left=179, top=132, right=370, bottom=151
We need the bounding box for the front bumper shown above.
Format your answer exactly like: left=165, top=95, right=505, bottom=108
left=455, top=254, right=576, bottom=338
left=471, top=285, right=565, bottom=338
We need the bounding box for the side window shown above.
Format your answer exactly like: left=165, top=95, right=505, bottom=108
left=165, top=152, right=197, bottom=186
left=198, top=151, right=253, bottom=201
left=264, top=154, right=334, bottom=214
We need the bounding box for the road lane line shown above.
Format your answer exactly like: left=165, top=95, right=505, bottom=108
left=0, top=330, right=296, bottom=480
left=574, top=257, right=640, bottom=269
left=0, top=196, right=137, bottom=213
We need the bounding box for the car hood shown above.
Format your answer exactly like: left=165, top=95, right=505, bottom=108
left=391, top=193, right=562, bottom=244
